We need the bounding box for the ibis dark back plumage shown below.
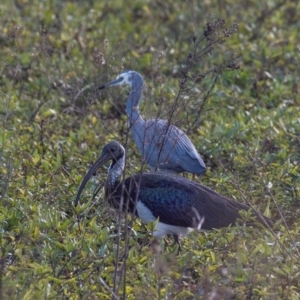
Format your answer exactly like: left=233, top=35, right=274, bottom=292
left=74, top=141, right=272, bottom=249
left=99, top=70, right=206, bottom=176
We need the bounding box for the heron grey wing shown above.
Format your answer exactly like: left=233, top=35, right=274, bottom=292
left=169, top=126, right=199, bottom=159
left=145, top=119, right=197, bottom=157
left=165, top=125, right=205, bottom=167
left=139, top=119, right=175, bottom=166
left=143, top=119, right=205, bottom=173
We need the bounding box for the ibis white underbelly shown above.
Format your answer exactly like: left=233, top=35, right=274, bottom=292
left=136, top=201, right=193, bottom=238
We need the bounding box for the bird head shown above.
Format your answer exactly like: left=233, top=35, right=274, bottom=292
left=99, top=70, right=142, bottom=90
left=74, top=141, right=125, bottom=206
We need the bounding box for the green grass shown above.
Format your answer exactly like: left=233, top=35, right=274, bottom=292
left=1, top=0, right=300, bottom=299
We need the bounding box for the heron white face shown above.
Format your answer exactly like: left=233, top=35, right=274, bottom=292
left=109, top=71, right=133, bottom=87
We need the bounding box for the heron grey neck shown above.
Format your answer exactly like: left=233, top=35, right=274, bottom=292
left=126, top=77, right=144, bottom=124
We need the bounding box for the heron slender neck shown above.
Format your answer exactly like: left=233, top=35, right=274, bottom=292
left=126, top=73, right=144, bottom=124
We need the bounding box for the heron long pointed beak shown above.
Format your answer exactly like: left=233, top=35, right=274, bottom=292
left=98, top=77, right=123, bottom=90
left=74, top=152, right=112, bottom=207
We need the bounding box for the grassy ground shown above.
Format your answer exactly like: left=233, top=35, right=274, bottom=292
left=1, top=0, right=300, bottom=299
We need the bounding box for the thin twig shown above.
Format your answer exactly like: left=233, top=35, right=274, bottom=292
left=99, top=277, right=120, bottom=300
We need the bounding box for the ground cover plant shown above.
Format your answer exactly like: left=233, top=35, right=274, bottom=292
left=1, top=0, right=300, bottom=299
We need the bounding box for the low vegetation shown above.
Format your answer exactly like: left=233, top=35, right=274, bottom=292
left=1, top=0, right=299, bottom=299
